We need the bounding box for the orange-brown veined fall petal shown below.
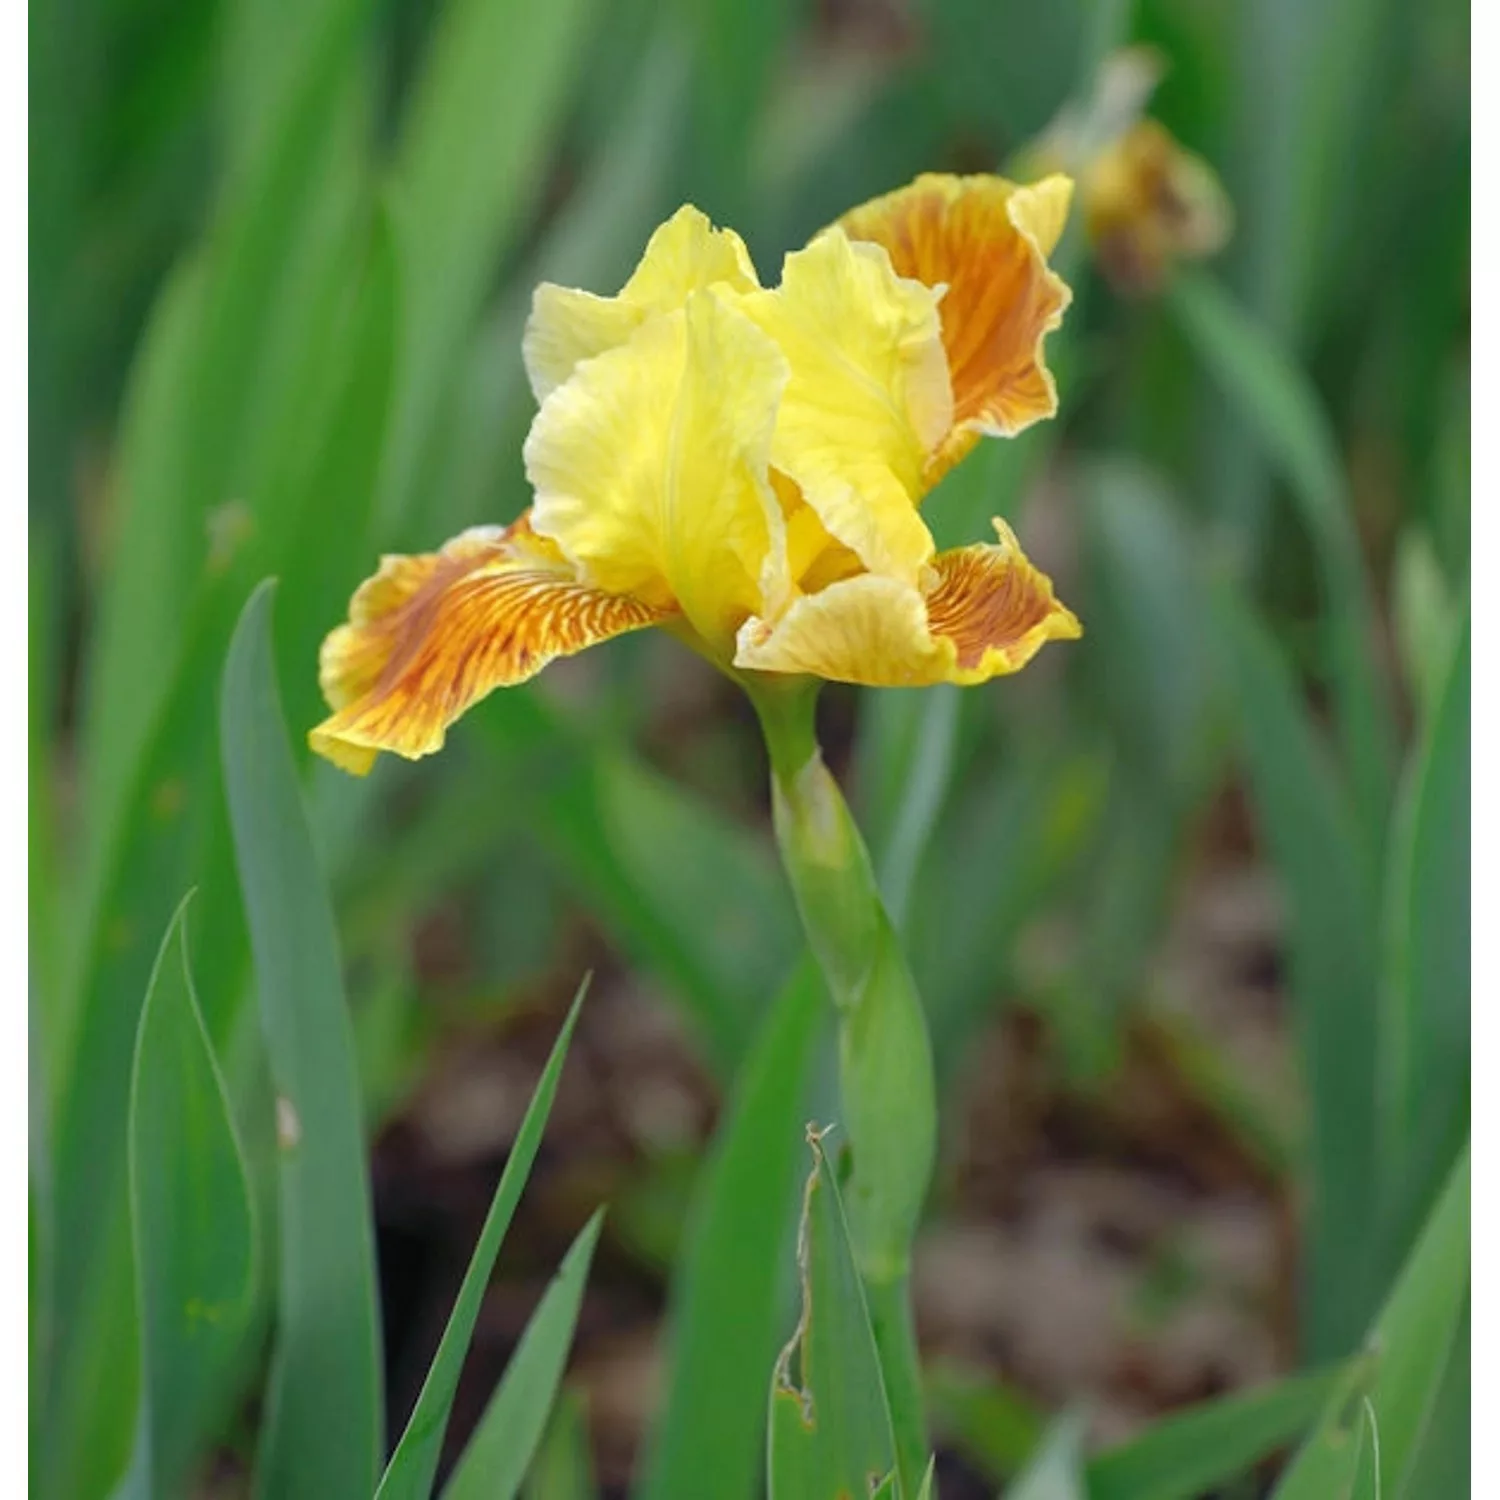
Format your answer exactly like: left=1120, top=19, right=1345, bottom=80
left=310, top=517, right=669, bottom=774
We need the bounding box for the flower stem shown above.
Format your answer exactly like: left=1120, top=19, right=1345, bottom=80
left=750, top=676, right=935, bottom=1494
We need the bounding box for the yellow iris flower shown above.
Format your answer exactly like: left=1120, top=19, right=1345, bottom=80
left=311, top=173, right=1083, bottom=775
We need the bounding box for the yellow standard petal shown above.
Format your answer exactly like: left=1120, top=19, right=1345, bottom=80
left=837, top=172, right=1074, bottom=478
left=310, top=517, right=667, bottom=774
left=734, top=518, right=1079, bottom=687
left=740, top=227, right=952, bottom=588
left=523, top=204, right=762, bottom=402
left=525, top=288, right=791, bottom=649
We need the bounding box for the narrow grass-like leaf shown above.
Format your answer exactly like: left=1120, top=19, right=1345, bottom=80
left=860, top=686, right=959, bottom=926
left=29, top=524, right=62, bottom=1046
left=1273, top=1141, right=1469, bottom=1500
left=767, top=1127, right=899, bottom=1500
left=915, top=742, right=1106, bottom=1084
left=443, top=1210, right=606, bottom=1500
left=378, top=984, right=589, bottom=1500
left=1381, top=617, right=1469, bottom=1211
left=381, top=0, right=599, bottom=533
left=126, top=896, right=257, bottom=1497
left=1213, top=578, right=1380, bottom=1358
left=1087, top=1365, right=1343, bottom=1500
left=221, top=581, right=382, bottom=1499
left=847, top=0, right=1115, bottom=919
left=523, top=1388, right=599, bottom=1500
left=639, top=959, right=825, bottom=1500
left=1005, top=1409, right=1088, bottom=1500
left=1172, top=269, right=1397, bottom=858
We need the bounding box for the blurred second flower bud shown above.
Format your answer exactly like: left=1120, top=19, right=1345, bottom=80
left=1023, top=46, right=1233, bottom=294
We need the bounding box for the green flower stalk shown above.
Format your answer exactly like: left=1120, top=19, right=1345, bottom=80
left=750, top=677, right=936, bottom=1493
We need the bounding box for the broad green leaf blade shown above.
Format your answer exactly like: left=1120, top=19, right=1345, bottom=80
left=433, top=29, right=689, bottom=540
left=443, top=1210, right=606, bottom=1500
left=1077, top=460, right=1215, bottom=797
left=1273, top=1141, right=1469, bottom=1500
left=1352, top=1401, right=1381, bottom=1500
left=1005, top=1409, right=1089, bottom=1500
left=639, top=960, right=825, bottom=1500
left=1087, top=1365, right=1343, bottom=1500
left=44, top=39, right=381, bottom=1486
left=79, top=0, right=371, bottom=890
left=221, top=581, right=382, bottom=1499
left=523, top=1388, right=599, bottom=1500
left=915, top=1457, right=937, bottom=1500
left=378, top=984, right=589, bottom=1500
left=43, top=581, right=252, bottom=1500
left=1213, top=579, right=1380, bottom=1358
left=1399, top=1301, right=1468, bottom=1498
left=264, top=203, right=403, bottom=750
left=380, top=0, right=599, bottom=533
left=1382, top=617, right=1469, bottom=1212
left=1171, top=269, right=1397, bottom=858
left=127, top=896, right=258, bottom=1497
left=767, top=1128, right=899, bottom=1500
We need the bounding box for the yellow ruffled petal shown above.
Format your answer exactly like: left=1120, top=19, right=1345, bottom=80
left=837, top=173, right=1074, bottom=477
left=734, top=517, right=1079, bottom=686
left=735, top=573, right=937, bottom=684
left=741, top=228, right=950, bottom=588
left=310, top=517, right=667, bottom=774
left=525, top=288, right=790, bottom=648
left=523, top=204, right=761, bottom=402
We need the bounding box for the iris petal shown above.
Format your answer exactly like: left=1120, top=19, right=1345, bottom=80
left=310, top=518, right=667, bottom=773
left=837, top=173, right=1073, bottom=477
left=526, top=289, right=790, bottom=647
left=741, top=228, right=951, bottom=587
left=523, top=204, right=761, bottom=402
left=734, top=518, right=1078, bottom=687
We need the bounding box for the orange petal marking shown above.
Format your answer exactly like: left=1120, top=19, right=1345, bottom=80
left=311, top=516, right=669, bottom=774
left=838, top=173, right=1074, bottom=480
left=734, top=518, right=1079, bottom=688
left=923, top=518, right=1081, bottom=681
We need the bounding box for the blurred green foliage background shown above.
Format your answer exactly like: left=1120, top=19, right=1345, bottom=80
left=29, top=0, right=1469, bottom=1495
